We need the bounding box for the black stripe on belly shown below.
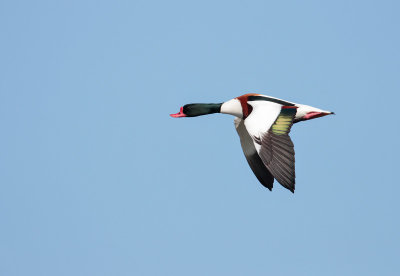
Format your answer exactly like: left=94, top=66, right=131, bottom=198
left=247, top=96, right=295, bottom=106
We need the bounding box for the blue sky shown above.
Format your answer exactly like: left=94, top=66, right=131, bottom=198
left=1, top=0, right=399, bottom=275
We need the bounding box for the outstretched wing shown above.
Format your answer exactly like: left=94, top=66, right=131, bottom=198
left=257, top=107, right=297, bottom=192
left=240, top=101, right=297, bottom=192
left=235, top=118, right=274, bottom=190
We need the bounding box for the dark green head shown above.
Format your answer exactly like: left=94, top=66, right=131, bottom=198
left=170, top=103, right=222, bottom=118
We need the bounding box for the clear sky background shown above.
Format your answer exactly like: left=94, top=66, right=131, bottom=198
left=1, top=0, right=399, bottom=275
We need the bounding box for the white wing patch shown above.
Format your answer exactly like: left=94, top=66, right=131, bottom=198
left=243, top=101, right=282, bottom=152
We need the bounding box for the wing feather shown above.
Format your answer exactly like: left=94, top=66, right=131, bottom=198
left=235, top=118, right=274, bottom=190
left=235, top=104, right=297, bottom=192
left=258, top=108, right=297, bottom=192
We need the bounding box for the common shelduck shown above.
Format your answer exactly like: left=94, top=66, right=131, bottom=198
left=171, top=93, right=334, bottom=193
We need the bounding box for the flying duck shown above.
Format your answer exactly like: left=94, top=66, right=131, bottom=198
left=170, top=93, right=334, bottom=193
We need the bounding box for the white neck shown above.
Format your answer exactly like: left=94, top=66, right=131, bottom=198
left=220, top=99, right=243, bottom=118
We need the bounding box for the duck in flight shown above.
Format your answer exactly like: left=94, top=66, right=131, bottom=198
left=170, top=93, right=334, bottom=193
